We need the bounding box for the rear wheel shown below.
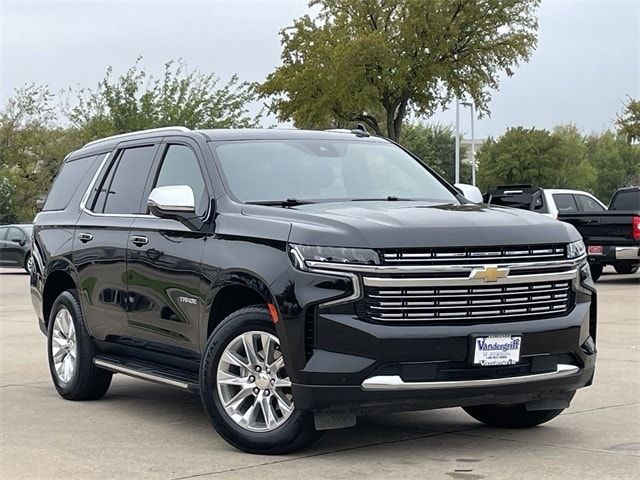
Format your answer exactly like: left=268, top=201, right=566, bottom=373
left=200, top=305, right=322, bottom=454
left=614, top=263, right=639, bottom=275
left=589, top=263, right=603, bottom=281
left=47, top=290, right=112, bottom=400
left=463, top=404, right=564, bottom=428
left=24, top=254, right=33, bottom=273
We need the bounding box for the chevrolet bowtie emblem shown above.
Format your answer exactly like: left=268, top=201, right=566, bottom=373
left=470, top=265, right=510, bottom=282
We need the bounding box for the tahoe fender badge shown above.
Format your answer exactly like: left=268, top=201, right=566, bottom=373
left=178, top=296, right=197, bottom=305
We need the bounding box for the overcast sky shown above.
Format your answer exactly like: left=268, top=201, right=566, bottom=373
left=1, top=0, right=639, bottom=138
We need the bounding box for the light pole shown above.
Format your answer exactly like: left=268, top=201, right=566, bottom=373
left=462, top=101, right=476, bottom=186
left=454, top=98, right=460, bottom=184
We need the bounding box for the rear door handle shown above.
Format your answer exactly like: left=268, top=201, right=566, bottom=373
left=130, top=235, right=149, bottom=247
left=77, top=233, right=93, bottom=243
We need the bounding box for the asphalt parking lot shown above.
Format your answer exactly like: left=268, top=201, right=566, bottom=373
left=0, top=267, right=638, bottom=479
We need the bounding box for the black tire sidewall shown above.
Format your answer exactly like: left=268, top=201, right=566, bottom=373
left=47, top=290, right=100, bottom=397
left=200, top=306, right=319, bottom=454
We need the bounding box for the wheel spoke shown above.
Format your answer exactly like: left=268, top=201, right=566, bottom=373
left=217, top=370, right=248, bottom=387
left=223, top=386, right=253, bottom=410
left=259, top=394, right=277, bottom=429
left=241, top=333, right=261, bottom=366
left=221, top=349, right=250, bottom=370
left=52, top=347, right=66, bottom=362
left=269, top=355, right=284, bottom=373
left=274, top=390, right=293, bottom=414
left=274, top=377, right=291, bottom=389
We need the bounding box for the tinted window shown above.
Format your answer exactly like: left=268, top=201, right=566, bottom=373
left=553, top=194, right=578, bottom=213
left=101, top=146, right=156, bottom=214
left=43, top=155, right=98, bottom=211
left=211, top=140, right=457, bottom=203
left=575, top=194, right=605, bottom=212
left=8, top=227, right=26, bottom=242
left=154, top=145, right=207, bottom=216
left=610, top=191, right=640, bottom=211
left=0, top=227, right=8, bottom=241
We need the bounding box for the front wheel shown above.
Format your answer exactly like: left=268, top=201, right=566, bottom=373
left=463, top=404, right=564, bottom=428
left=200, top=305, right=322, bottom=454
left=614, top=263, right=639, bottom=275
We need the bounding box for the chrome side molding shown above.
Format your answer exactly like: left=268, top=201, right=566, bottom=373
left=361, top=364, right=580, bottom=391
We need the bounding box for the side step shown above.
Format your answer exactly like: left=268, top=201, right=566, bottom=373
left=94, top=356, right=200, bottom=394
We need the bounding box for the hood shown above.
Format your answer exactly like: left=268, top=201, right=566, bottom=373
left=240, top=201, right=581, bottom=248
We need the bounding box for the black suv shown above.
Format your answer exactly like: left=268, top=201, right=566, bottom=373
left=31, top=127, right=597, bottom=454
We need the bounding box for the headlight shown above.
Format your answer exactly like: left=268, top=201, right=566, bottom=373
left=567, top=240, right=586, bottom=259
left=290, top=244, right=379, bottom=270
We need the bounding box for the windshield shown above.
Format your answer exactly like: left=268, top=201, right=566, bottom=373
left=210, top=139, right=458, bottom=204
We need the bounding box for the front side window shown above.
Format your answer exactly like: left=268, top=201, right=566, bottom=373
left=210, top=139, right=458, bottom=204
left=575, top=194, right=605, bottom=212
left=154, top=145, right=208, bottom=216
left=95, top=146, right=156, bottom=214
left=553, top=194, right=578, bottom=213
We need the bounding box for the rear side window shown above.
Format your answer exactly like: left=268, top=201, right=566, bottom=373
left=95, top=146, right=156, bottom=214
left=43, top=155, right=98, bottom=211
left=575, top=194, right=605, bottom=212
left=610, top=191, right=640, bottom=211
left=553, top=194, right=577, bottom=213
left=154, top=144, right=208, bottom=216
left=0, top=227, right=8, bottom=241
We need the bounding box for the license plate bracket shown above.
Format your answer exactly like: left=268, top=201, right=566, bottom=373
left=471, top=334, right=522, bottom=366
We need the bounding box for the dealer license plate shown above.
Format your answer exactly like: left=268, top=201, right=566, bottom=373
left=473, top=335, right=522, bottom=366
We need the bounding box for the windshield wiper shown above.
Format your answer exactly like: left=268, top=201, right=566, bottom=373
left=247, top=198, right=315, bottom=207
left=351, top=196, right=415, bottom=202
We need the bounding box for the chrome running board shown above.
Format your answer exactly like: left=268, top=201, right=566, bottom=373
left=94, top=357, right=199, bottom=393
left=361, top=364, right=580, bottom=391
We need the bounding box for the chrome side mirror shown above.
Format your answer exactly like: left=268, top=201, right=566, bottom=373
left=147, top=185, right=195, bottom=216
left=454, top=183, right=483, bottom=203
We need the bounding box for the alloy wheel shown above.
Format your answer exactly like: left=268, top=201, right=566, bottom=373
left=216, top=331, right=294, bottom=432
left=51, top=307, right=78, bottom=384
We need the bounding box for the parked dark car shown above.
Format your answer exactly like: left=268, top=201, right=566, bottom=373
left=30, top=127, right=596, bottom=454
left=0, top=224, right=33, bottom=272
left=559, top=186, right=640, bottom=280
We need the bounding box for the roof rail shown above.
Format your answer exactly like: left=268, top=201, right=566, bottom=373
left=82, top=126, right=191, bottom=149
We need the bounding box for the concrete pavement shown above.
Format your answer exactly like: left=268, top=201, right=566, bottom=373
left=1, top=267, right=638, bottom=479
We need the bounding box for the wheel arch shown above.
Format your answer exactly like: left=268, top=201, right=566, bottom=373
left=42, top=262, right=78, bottom=329
left=204, top=270, right=278, bottom=344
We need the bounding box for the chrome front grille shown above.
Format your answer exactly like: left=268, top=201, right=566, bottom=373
left=381, top=245, right=566, bottom=266
left=362, top=281, right=573, bottom=323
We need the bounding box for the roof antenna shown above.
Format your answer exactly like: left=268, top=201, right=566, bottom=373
left=351, top=123, right=370, bottom=137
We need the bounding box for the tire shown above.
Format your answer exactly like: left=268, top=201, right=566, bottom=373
left=614, top=263, right=639, bottom=275
left=589, top=264, right=603, bottom=281
left=463, top=404, right=564, bottom=428
left=23, top=254, right=33, bottom=274
left=47, top=289, right=112, bottom=400
left=200, top=305, right=322, bottom=454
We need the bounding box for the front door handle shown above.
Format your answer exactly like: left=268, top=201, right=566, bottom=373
left=77, top=233, right=93, bottom=243
left=130, top=235, right=149, bottom=247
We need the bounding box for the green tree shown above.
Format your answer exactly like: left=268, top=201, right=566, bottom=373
left=67, top=59, right=260, bottom=144
left=585, top=131, right=640, bottom=202
left=400, top=122, right=470, bottom=183
left=476, top=126, right=594, bottom=192
left=259, top=0, right=540, bottom=141
left=615, top=96, right=640, bottom=144
left=0, top=84, right=77, bottom=223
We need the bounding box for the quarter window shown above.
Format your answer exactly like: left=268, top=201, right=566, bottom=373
left=154, top=145, right=208, bottom=216
left=96, top=146, right=156, bottom=215
left=43, top=154, right=98, bottom=211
